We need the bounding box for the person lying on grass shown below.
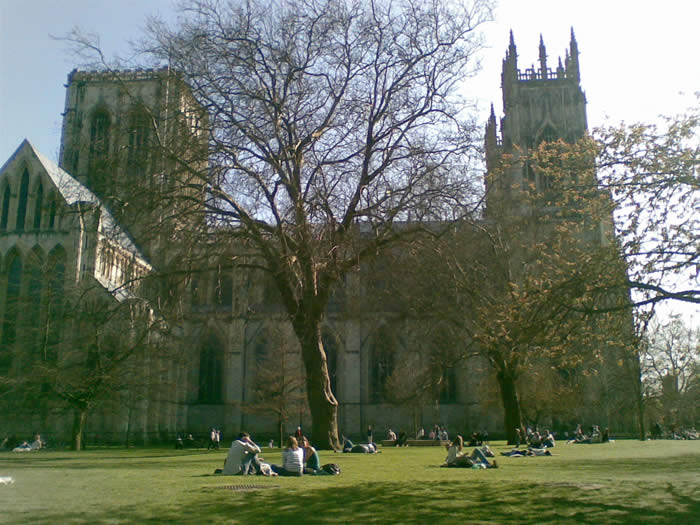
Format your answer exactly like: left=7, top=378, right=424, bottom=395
left=501, top=447, right=552, bottom=457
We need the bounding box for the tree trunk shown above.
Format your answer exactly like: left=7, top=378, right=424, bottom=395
left=631, top=354, right=646, bottom=440
left=278, top=414, right=284, bottom=449
left=298, top=324, right=340, bottom=450
left=496, top=368, right=522, bottom=446
left=72, top=406, right=88, bottom=451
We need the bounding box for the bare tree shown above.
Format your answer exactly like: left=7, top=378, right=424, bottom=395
left=103, top=0, right=490, bottom=448
left=642, top=314, right=700, bottom=430
left=241, top=327, right=309, bottom=447
left=0, top=276, right=169, bottom=450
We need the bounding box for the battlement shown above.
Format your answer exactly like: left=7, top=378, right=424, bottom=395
left=67, top=67, right=181, bottom=84
left=516, top=67, right=576, bottom=82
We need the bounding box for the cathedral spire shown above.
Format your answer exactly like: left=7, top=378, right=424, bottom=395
left=502, top=30, right=518, bottom=108
left=539, top=34, right=548, bottom=79
left=568, top=27, right=580, bottom=81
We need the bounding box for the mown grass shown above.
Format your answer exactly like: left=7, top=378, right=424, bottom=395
left=1, top=439, right=698, bottom=524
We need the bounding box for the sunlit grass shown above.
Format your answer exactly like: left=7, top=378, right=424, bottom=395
left=0, top=440, right=698, bottom=523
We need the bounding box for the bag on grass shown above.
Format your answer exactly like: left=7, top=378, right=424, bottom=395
left=321, top=463, right=341, bottom=475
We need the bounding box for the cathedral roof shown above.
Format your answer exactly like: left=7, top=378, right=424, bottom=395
left=1, top=139, right=150, bottom=266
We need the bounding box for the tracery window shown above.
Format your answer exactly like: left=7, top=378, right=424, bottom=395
left=0, top=184, right=10, bottom=230
left=198, top=334, right=224, bottom=403
left=16, top=169, right=29, bottom=231
left=127, top=108, right=152, bottom=171
left=1, top=253, right=23, bottom=369
left=33, top=182, right=44, bottom=230
left=45, top=246, right=66, bottom=361
left=88, top=108, right=112, bottom=192
left=370, top=327, right=396, bottom=403
left=26, top=248, right=44, bottom=355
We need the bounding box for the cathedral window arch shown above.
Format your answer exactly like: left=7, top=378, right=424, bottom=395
left=45, top=246, right=67, bottom=361
left=1, top=250, right=23, bottom=369
left=370, top=325, right=397, bottom=403
left=48, top=193, right=58, bottom=230
left=214, top=265, right=233, bottom=309
left=88, top=106, right=112, bottom=193
left=198, top=333, right=224, bottom=404
left=0, top=183, right=10, bottom=231
left=26, top=247, right=45, bottom=355
left=126, top=106, right=152, bottom=172
left=16, top=168, right=29, bottom=231
left=536, top=124, right=559, bottom=147
left=33, top=181, right=44, bottom=230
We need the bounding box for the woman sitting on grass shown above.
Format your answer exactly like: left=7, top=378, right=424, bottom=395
left=443, top=435, right=464, bottom=466
left=302, top=437, right=321, bottom=474
left=271, top=436, right=305, bottom=476
left=442, top=436, right=497, bottom=469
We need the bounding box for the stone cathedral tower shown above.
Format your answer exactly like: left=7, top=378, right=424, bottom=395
left=485, top=29, right=587, bottom=214
left=58, top=68, right=207, bottom=261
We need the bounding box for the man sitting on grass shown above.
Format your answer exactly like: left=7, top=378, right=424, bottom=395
left=221, top=432, right=262, bottom=475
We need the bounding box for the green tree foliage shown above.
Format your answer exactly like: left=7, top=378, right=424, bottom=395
left=595, top=101, right=699, bottom=306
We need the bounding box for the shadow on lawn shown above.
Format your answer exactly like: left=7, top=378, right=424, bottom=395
left=24, top=479, right=700, bottom=524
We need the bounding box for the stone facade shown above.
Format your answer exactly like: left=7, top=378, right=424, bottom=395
left=0, top=33, right=625, bottom=444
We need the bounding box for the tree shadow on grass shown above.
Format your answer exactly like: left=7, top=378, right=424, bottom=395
left=20, top=480, right=700, bottom=524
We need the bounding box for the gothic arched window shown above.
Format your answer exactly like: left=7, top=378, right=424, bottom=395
left=127, top=108, right=152, bottom=171
left=214, top=267, right=233, bottom=309
left=0, top=184, right=10, bottom=230
left=370, top=327, right=396, bottom=403
left=33, top=182, right=44, bottom=230
left=45, top=246, right=66, bottom=361
left=26, top=247, right=45, bottom=355
left=537, top=124, right=558, bottom=146
left=1, top=252, right=23, bottom=369
left=438, top=367, right=457, bottom=404
left=88, top=108, right=112, bottom=192
left=48, top=193, right=57, bottom=230
left=16, top=169, right=29, bottom=231
left=198, top=334, right=224, bottom=403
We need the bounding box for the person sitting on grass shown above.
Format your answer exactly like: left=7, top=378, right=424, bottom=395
left=221, top=432, right=262, bottom=475
left=271, top=436, right=305, bottom=476
left=395, top=431, right=408, bottom=447
left=442, top=434, right=464, bottom=466
left=302, top=437, right=321, bottom=474
left=342, top=435, right=354, bottom=453
left=542, top=430, right=555, bottom=448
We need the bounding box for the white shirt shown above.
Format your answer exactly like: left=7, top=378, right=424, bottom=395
left=222, top=438, right=261, bottom=475
left=282, top=447, right=305, bottom=474
left=445, top=445, right=461, bottom=465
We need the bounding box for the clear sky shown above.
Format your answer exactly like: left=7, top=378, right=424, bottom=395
left=1, top=0, right=698, bottom=163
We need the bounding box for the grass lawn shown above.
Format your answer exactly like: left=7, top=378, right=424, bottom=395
left=1, top=439, right=699, bottom=524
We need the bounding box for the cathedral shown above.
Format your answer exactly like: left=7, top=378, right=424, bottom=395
left=0, top=31, right=626, bottom=444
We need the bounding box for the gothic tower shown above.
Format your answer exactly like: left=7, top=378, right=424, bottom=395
left=58, top=68, right=207, bottom=260
left=485, top=29, right=587, bottom=214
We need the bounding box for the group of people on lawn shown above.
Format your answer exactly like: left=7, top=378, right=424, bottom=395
left=218, top=432, right=321, bottom=477
left=214, top=429, right=503, bottom=476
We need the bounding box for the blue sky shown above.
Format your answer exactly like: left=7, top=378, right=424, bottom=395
left=1, top=0, right=698, bottom=163
left=1, top=0, right=697, bottom=320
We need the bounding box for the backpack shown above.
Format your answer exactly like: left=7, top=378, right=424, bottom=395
left=321, top=463, right=341, bottom=475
